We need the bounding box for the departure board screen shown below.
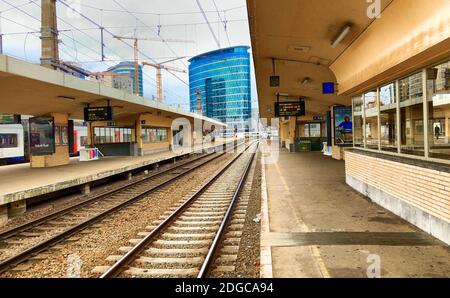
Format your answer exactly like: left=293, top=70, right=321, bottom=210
left=274, top=101, right=306, bottom=117
left=84, top=107, right=113, bottom=122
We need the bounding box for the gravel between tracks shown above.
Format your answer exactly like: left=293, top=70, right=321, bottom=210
left=213, top=150, right=261, bottom=278
left=0, top=156, right=192, bottom=232
left=1, top=152, right=236, bottom=278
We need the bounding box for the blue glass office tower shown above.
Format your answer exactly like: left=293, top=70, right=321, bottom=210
left=189, top=46, right=251, bottom=131
left=108, top=62, right=144, bottom=97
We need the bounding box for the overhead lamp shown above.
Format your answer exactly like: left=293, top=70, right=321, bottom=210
left=270, top=58, right=280, bottom=87
left=57, top=95, right=76, bottom=101
left=301, top=77, right=311, bottom=85
left=331, top=24, right=351, bottom=48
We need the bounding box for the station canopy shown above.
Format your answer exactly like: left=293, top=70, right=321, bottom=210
left=247, top=0, right=394, bottom=118
left=0, top=54, right=224, bottom=127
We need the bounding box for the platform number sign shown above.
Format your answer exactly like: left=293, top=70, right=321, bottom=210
left=29, top=116, right=56, bottom=156
left=334, top=106, right=353, bottom=146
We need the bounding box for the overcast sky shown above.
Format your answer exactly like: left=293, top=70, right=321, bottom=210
left=0, top=0, right=257, bottom=111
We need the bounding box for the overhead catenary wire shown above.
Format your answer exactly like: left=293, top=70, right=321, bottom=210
left=0, top=18, right=248, bottom=36
left=0, top=0, right=180, bottom=101
left=196, top=0, right=220, bottom=49
left=79, top=2, right=246, bottom=16
left=0, top=0, right=39, bottom=14
left=58, top=0, right=189, bottom=88
left=0, top=0, right=248, bottom=108
left=212, top=0, right=231, bottom=46
left=110, top=0, right=189, bottom=72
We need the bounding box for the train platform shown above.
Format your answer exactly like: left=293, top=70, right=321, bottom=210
left=0, top=142, right=230, bottom=224
left=260, top=140, right=450, bottom=278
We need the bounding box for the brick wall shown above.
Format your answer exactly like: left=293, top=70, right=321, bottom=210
left=345, top=151, right=450, bottom=224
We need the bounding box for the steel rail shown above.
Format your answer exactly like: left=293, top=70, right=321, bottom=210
left=100, top=141, right=257, bottom=278
left=0, top=152, right=212, bottom=241
left=197, top=142, right=259, bottom=278
left=0, top=143, right=240, bottom=273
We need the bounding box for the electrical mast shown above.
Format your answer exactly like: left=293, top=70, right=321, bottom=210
left=41, top=0, right=59, bottom=69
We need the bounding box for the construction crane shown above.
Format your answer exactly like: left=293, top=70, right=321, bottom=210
left=142, top=57, right=187, bottom=103
left=113, top=35, right=194, bottom=96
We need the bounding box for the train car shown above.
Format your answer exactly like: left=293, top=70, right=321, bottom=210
left=0, top=120, right=89, bottom=164
left=72, top=124, right=88, bottom=156
left=0, top=124, right=25, bottom=165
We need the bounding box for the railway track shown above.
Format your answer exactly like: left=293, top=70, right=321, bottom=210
left=97, top=141, right=259, bottom=278
left=0, top=143, right=242, bottom=274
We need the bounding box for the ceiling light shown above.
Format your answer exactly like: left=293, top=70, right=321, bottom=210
left=57, top=95, right=76, bottom=101
left=301, top=77, right=311, bottom=85
left=331, top=24, right=352, bottom=48
left=288, top=45, right=311, bottom=53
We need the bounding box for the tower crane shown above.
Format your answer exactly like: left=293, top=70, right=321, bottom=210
left=113, top=35, right=194, bottom=96
left=142, top=57, right=187, bottom=103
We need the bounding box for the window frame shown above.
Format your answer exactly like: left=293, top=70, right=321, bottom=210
left=352, top=57, right=450, bottom=166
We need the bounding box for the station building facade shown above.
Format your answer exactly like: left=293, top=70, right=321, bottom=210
left=189, top=46, right=252, bottom=132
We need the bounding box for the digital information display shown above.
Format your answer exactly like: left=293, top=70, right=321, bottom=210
left=274, top=101, right=306, bottom=117
left=84, top=106, right=113, bottom=122
left=29, top=116, right=55, bottom=156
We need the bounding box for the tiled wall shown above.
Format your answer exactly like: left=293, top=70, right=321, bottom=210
left=345, top=151, right=450, bottom=224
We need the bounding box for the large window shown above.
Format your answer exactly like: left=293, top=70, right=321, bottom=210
left=380, top=83, right=397, bottom=152
left=142, top=127, right=168, bottom=144
left=353, top=96, right=364, bottom=147
left=0, top=134, right=18, bottom=148
left=94, top=127, right=133, bottom=144
left=428, top=60, right=450, bottom=160
left=352, top=59, right=450, bottom=163
left=301, top=123, right=323, bottom=138
left=364, top=91, right=379, bottom=149
left=400, top=73, right=424, bottom=156
left=309, top=123, right=322, bottom=137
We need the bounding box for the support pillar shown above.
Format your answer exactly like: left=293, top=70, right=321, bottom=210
left=30, top=113, right=70, bottom=168
left=445, top=110, right=450, bottom=144
left=8, top=200, right=26, bottom=217
left=41, top=0, right=59, bottom=69
left=136, top=115, right=144, bottom=156
left=81, top=183, right=91, bottom=195
left=126, top=172, right=132, bottom=181
left=0, top=205, right=7, bottom=227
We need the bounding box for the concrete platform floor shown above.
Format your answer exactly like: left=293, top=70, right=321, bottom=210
left=261, top=142, right=450, bottom=278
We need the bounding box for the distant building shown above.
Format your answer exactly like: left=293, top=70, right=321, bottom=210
left=189, top=46, right=251, bottom=132
left=108, top=62, right=144, bottom=97
left=100, top=75, right=134, bottom=94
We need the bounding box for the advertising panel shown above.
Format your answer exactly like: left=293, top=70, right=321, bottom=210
left=334, top=106, right=353, bottom=146
left=29, top=116, right=55, bottom=156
